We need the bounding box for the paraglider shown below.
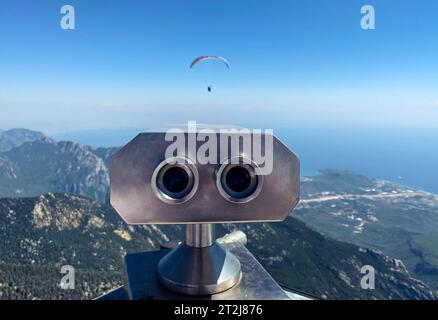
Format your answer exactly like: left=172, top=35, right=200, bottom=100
left=190, top=56, right=230, bottom=92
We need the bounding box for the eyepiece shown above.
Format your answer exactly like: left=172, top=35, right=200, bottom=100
left=152, top=157, right=198, bottom=204
left=217, top=158, right=263, bottom=203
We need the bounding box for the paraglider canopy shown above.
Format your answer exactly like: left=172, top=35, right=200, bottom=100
left=190, top=56, right=231, bottom=69
left=190, top=56, right=230, bottom=92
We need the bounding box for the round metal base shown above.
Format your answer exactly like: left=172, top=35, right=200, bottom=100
left=158, top=242, right=242, bottom=296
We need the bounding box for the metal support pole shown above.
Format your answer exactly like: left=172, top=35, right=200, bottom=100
left=157, top=223, right=242, bottom=295
left=185, top=224, right=215, bottom=248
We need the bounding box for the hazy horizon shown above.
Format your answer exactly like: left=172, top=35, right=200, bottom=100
left=3, top=124, right=438, bottom=194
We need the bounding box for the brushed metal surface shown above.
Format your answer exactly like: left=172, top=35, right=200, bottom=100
left=97, top=232, right=313, bottom=300
left=158, top=242, right=242, bottom=295
left=185, top=224, right=215, bottom=248
left=110, top=132, right=300, bottom=224
left=159, top=224, right=241, bottom=295
left=123, top=242, right=291, bottom=300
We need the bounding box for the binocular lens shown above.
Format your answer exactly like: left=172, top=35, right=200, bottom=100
left=162, top=167, right=190, bottom=194
left=154, top=161, right=196, bottom=202
left=219, top=163, right=260, bottom=202
left=225, top=166, right=252, bottom=193
left=153, top=157, right=262, bottom=204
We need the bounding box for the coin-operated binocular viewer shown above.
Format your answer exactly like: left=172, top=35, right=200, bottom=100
left=108, top=127, right=300, bottom=299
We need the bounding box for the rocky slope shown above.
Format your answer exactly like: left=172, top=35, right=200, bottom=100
left=0, top=193, right=436, bottom=300
left=295, top=170, right=438, bottom=290
left=0, top=138, right=109, bottom=202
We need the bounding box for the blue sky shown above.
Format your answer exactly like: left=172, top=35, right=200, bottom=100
left=1, top=0, right=438, bottom=133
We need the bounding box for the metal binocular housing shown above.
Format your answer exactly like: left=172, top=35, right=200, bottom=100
left=110, top=126, right=300, bottom=296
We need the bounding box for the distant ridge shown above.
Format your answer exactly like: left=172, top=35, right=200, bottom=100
left=0, top=128, right=48, bottom=152
left=0, top=138, right=110, bottom=202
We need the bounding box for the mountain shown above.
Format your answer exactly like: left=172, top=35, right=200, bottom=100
left=1, top=129, right=438, bottom=298
left=0, top=193, right=183, bottom=299
left=0, top=193, right=436, bottom=300
left=0, top=139, right=109, bottom=202
left=0, top=128, right=48, bottom=152
left=91, top=146, right=120, bottom=167
left=295, top=170, right=438, bottom=290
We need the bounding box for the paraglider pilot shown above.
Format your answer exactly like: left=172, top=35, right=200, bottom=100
left=190, top=56, right=230, bottom=94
